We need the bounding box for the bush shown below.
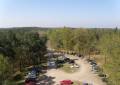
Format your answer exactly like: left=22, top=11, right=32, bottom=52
left=12, top=71, right=24, bottom=81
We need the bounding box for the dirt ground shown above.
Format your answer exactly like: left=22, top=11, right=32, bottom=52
left=45, top=54, right=106, bottom=85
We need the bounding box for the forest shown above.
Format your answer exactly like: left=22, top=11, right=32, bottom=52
left=0, top=28, right=47, bottom=85
left=47, top=27, right=120, bottom=85
left=0, top=27, right=120, bottom=85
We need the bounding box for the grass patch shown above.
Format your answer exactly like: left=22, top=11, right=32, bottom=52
left=60, top=63, right=79, bottom=73
left=73, top=81, right=82, bottom=85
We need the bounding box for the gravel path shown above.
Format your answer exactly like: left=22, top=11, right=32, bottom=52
left=45, top=54, right=106, bottom=85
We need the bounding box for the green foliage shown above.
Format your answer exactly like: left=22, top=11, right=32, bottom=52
left=0, top=29, right=47, bottom=68
left=48, top=28, right=97, bottom=54
left=4, top=80, right=16, bottom=85
left=97, top=32, right=120, bottom=85
left=0, top=29, right=47, bottom=83
left=0, top=55, right=12, bottom=85
left=48, top=28, right=120, bottom=85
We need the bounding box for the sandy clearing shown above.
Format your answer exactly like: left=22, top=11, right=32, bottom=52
left=45, top=54, right=106, bottom=85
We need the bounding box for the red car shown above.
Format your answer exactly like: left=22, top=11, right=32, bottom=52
left=25, top=79, right=36, bottom=85
left=60, top=80, right=73, bottom=85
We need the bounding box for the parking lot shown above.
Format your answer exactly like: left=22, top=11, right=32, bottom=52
left=45, top=54, right=106, bottom=85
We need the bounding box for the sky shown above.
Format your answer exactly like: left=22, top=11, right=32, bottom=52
left=0, top=0, right=120, bottom=28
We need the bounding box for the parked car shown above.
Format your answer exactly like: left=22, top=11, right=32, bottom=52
left=31, top=67, right=41, bottom=74
left=25, top=78, right=36, bottom=85
left=90, top=60, right=97, bottom=65
left=64, top=58, right=71, bottom=62
left=83, top=83, right=89, bottom=85
left=56, top=60, right=65, bottom=64
left=92, top=65, right=100, bottom=72
left=86, top=59, right=93, bottom=63
left=77, top=54, right=84, bottom=58
left=83, top=82, right=93, bottom=85
left=60, top=80, right=73, bottom=85
left=69, top=60, right=75, bottom=64
left=25, top=71, right=37, bottom=80
left=47, top=61, right=56, bottom=68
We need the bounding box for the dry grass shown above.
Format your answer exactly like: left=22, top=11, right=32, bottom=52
left=73, top=81, right=82, bottom=85
left=60, top=63, right=79, bottom=73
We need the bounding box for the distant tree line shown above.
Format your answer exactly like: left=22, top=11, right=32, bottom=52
left=48, top=28, right=101, bottom=55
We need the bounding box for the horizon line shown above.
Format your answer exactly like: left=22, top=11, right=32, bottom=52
left=0, top=26, right=118, bottom=29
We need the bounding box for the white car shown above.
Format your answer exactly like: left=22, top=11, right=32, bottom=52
left=47, top=61, right=56, bottom=67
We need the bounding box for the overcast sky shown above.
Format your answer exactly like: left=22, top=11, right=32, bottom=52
left=0, top=0, right=120, bottom=28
